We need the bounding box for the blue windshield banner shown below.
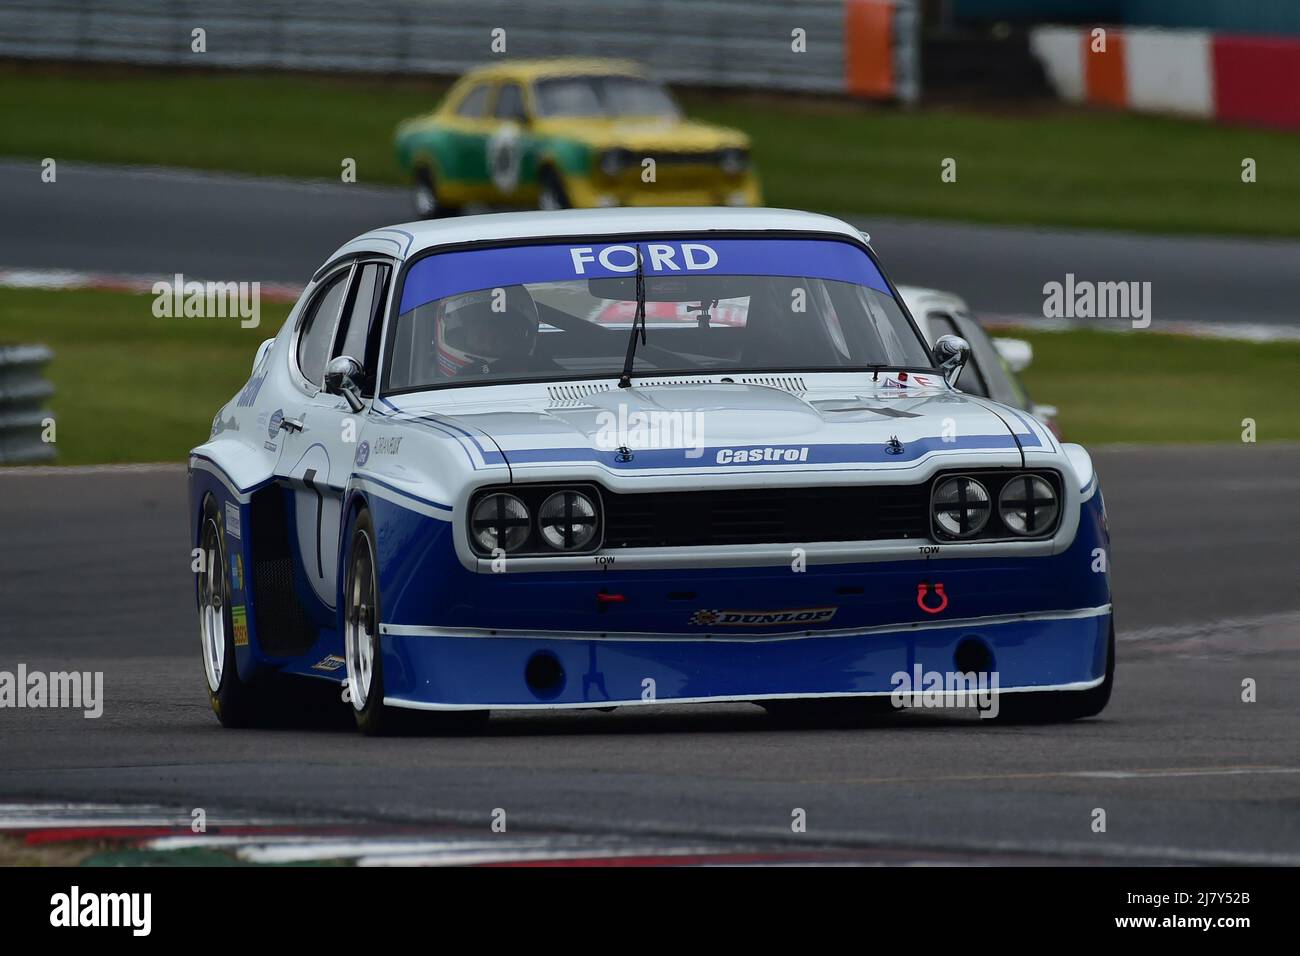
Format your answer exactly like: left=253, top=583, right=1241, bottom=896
left=398, top=238, right=888, bottom=313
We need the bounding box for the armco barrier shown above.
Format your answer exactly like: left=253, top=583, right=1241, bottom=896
left=0, top=344, right=57, bottom=465
left=0, top=0, right=918, bottom=102
left=1031, top=24, right=1300, bottom=129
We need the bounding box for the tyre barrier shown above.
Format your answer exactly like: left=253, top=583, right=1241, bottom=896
left=0, top=344, right=56, bottom=464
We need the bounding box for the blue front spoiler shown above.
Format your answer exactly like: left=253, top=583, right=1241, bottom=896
left=379, top=608, right=1111, bottom=710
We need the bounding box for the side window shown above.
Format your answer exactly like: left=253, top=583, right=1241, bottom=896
left=455, top=84, right=490, bottom=118
left=296, top=271, right=349, bottom=388
left=494, top=83, right=526, bottom=121
left=333, top=261, right=393, bottom=395
left=928, top=312, right=987, bottom=396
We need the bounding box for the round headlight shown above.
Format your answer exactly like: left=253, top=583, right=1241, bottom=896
left=932, top=477, right=991, bottom=538
left=998, top=475, right=1059, bottom=536
left=470, top=493, right=530, bottom=553
left=719, top=148, right=748, bottom=175
left=538, top=490, right=598, bottom=551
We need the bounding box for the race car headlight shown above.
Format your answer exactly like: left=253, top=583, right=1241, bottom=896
left=599, top=148, right=632, bottom=177
left=719, top=148, right=749, bottom=175
left=538, top=490, right=598, bottom=551
left=998, top=475, right=1059, bottom=536
left=932, top=476, right=991, bottom=539
left=470, top=493, right=531, bottom=553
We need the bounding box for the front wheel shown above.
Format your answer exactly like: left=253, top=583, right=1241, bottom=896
left=344, top=508, right=391, bottom=735
left=994, top=621, right=1115, bottom=723
left=537, top=167, right=572, bottom=210
left=343, top=507, right=487, bottom=736
left=412, top=165, right=458, bottom=219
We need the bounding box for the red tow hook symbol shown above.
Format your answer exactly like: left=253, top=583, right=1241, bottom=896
left=917, top=582, right=948, bottom=615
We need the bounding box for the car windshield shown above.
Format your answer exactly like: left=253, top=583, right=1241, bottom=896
left=383, top=238, right=933, bottom=392
left=533, top=75, right=680, bottom=119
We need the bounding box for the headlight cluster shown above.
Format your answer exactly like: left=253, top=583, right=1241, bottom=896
left=469, top=485, right=603, bottom=556
left=718, top=147, right=749, bottom=175
left=930, top=472, right=1061, bottom=541
left=599, top=148, right=632, bottom=177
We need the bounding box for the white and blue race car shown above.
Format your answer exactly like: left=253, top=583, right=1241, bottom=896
left=189, top=207, right=1113, bottom=734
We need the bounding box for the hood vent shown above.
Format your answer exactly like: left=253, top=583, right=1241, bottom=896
left=546, top=375, right=807, bottom=404
left=738, top=375, right=807, bottom=394
left=547, top=383, right=611, bottom=404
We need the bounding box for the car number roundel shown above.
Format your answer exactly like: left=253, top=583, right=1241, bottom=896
left=488, top=123, right=524, bottom=193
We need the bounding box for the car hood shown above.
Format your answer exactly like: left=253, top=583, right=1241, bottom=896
left=389, top=378, right=1027, bottom=477
left=534, top=116, right=749, bottom=151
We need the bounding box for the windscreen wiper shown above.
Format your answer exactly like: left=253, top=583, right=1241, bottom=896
left=616, top=244, right=646, bottom=389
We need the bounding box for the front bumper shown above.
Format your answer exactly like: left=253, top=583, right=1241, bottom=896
left=566, top=173, right=762, bottom=208
left=379, top=607, right=1111, bottom=709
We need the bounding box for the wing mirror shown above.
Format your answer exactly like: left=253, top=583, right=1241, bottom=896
left=932, top=334, right=971, bottom=387
left=323, top=355, right=365, bottom=412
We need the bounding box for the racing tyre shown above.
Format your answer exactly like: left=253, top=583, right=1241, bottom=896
left=344, top=507, right=487, bottom=736
left=412, top=165, right=458, bottom=219
left=537, top=167, right=572, bottom=210
left=994, top=620, right=1115, bottom=724
left=198, top=494, right=274, bottom=727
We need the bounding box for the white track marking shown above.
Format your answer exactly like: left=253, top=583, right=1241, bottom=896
left=0, top=462, right=185, bottom=476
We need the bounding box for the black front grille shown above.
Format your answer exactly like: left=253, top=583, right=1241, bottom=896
left=600, top=484, right=931, bottom=549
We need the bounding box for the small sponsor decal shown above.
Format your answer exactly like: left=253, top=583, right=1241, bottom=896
left=688, top=606, right=838, bottom=627
left=569, top=242, right=719, bottom=276
left=311, top=655, right=346, bottom=672
left=210, top=412, right=239, bottom=437
left=231, top=605, right=249, bottom=646
left=715, top=446, right=809, bottom=465
left=373, top=436, right=402, bottom=456
left=237, top=363, right=269, bottom=407
left=224, top=501, right=241, bottom=539
left=229, top=553, right=244, bottom=592
left=268, top=408, right=283, bottom=439
left=882, top=373, right=935, bottom=390
left=355, top=440, right=370, bottom=466
left=885, top=435, right=905, bottom=455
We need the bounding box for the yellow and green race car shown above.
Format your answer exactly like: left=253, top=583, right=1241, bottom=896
left=394, top=58, right=761, bottom=216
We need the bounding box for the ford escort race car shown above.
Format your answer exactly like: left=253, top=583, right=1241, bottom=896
left=189, top=207, right=1113, bottom=734
left=394, top=59, right=760, bottom=216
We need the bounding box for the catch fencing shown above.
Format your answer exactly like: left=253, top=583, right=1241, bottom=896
left=0, top=0, right=918, bottom=101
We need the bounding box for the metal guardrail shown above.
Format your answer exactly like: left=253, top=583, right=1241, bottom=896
left=0, top=0, right=856, bottom=93
left=0, top=344, right=57, bottom=464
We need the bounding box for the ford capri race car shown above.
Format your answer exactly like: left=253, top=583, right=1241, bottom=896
left=394, top=59, right=760, bottom=216
left=189, top=207, right=1113, bottom=735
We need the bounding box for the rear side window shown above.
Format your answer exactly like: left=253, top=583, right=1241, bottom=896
left=455, top=84, right=490, bottom=118
left=297, top=272, right=349, bottom=387
left=495, top=83, right=527, bottom=121
left=334, top=262, right=392, bottom=395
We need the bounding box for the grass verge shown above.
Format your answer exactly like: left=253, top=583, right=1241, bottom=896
left=1, top=286, right=1295, bottom=465
left=0, top=287, right=288, bottom=465
left=5, top=64, right=1300, bottom=237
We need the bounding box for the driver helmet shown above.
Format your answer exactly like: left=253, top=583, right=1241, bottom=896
left=436, top=285, right=540, bottom=377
